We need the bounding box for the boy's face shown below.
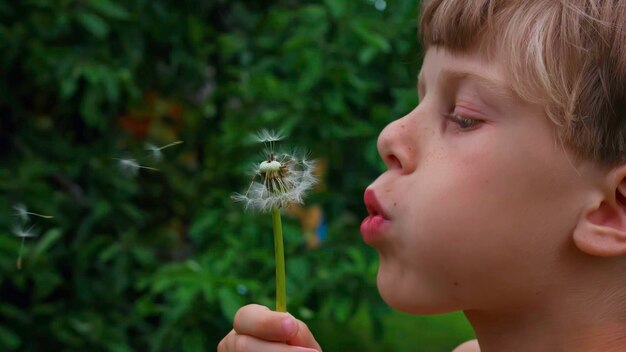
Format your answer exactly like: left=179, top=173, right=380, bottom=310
left=366, top=47, right=597, bottom=314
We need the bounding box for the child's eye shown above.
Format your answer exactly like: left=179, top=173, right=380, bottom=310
left=445, top=112, right=482, bottom=131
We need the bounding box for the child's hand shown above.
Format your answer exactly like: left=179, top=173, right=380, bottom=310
left=218, top=304, right=322, bottom=352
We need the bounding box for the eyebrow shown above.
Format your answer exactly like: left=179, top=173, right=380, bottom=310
left=418, top=69, right=519, bottom=103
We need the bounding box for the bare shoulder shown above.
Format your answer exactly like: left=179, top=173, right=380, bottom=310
left=452, top=339, right=480, bottom=352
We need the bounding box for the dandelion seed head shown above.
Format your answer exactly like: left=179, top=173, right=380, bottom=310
left=13, top=224, right=39, bottom=238
left=145, top=141, right=183, bottom=161
left=12, top=203, right=53, bottom=221
left=117, top=158, right=141, bottom=177
left=233, top=152, right=317, bottom=212
left=145, top=143, right=163, bottom=161
left=13, top=203, right=29, bottom=222
left=255, top=129, right=285, bottom=144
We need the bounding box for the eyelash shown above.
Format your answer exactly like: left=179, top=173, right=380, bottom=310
left=445, top=112, right=482, bottom=131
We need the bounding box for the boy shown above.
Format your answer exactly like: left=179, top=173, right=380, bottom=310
left=219, top=0, right=626, bottom=351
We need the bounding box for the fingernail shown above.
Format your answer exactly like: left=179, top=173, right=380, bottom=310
left=281, top=316, right=296, bottom=336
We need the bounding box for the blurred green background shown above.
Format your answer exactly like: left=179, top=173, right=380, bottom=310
left=0, top=0, right=475, bottom=350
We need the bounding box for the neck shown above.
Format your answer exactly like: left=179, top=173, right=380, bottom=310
left=464, top=294, right=626, bottom=352
left=465, top=311, right=626, bottom=352
left=463, top=244, right=626, bottom=352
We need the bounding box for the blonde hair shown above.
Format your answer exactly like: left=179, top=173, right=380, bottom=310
left=420, top=0, right=626, bottom=167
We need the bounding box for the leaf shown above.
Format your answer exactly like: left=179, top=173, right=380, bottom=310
left=287, top=257, right=309, bottom=283
left=0, top=304, right=26, bottom=323
left=80, top=87, right=104, bottom=128
left=33, top=271, right=63, bottom=300
left=0, top=324, right=20, bottom=350
left=334, top=296, right=352, bottom=322
left=170, top=286, right=198, bottom=321
left=31, top=228, right=62, bottom=260
left=358, top=46, right=378, bottom=64
left=298, top=5, right=327, bottom=23
left=347, top=247, right=366, bottom=270
left=297, top=51, right=323, bottom=92
left=100, top=69, right=120, bottom=103
left=350, top=21, right=391, bottom=52
left=324, top=0, right=346, bottom=18
left=77, top=201, right=111, bottom=240
left=217, top=287, right=242, bottom=322
left=182, top=331, right=206, bottom=352
left=135, top=297, right=162, bottom=317
left=120, top=203, right=143, bottom=223
left=60, top=68, right=79, bottom=99
left=323, top=90, right=346, bottom=115
left=201, top=282, right=216, bottom=303
left=189, top=209, right=220, bottom=243
left=131, top=246, right=154, bottom=265
left=218, top=33, right=246, bottom=59
left=88, top=0, right=130, bottom=20
left=76, top=12, right=109, bottom=39
left=98, top=242, right=121, bottom=263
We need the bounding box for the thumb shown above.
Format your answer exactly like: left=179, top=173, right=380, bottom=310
left=284, top=316, right=322, bottom=351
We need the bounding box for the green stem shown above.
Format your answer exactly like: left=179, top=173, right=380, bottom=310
left=272, top=208, right=287, bottom=312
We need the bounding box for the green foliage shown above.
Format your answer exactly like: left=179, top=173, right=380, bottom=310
left=0, top=0, right=473, bottom=351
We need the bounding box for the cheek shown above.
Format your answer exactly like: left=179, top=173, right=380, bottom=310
left=421, top=153, right=547, bottom=245
left=420, top=131, right=572, bottom=235
left=375, top=120, right=587, bottom=312
left=414, top=149, right=500, bottom=235
left=417, top=148, right=555, bottom=252
left=374, top=154, right=498, bottom=312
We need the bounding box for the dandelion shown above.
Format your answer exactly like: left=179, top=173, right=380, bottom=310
left=115, top=157, right=159, bottom=177
left=232, top=129, right=317, bottom=312
left=232, top=130, right=316, bottom=212
left=13, top=203, right=54, bottom=223
left=13, top=224, right=38, bottom=270
left=255, top=129, right=285, bottom=144
left=145, top=140, right=184, bottom=161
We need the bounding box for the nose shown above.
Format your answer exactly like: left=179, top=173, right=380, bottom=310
left=376, top=109, right=419, bottom=173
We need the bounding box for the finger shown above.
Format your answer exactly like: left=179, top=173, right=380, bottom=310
left=233, top=304, right=296, bottom=342
left=228, top=334, right=318, bottom=352
left=287, top=319, right=322, bottom=350
left=217, top=330, right=236, bottom=352
left=452, top=339, right=481, bottom=352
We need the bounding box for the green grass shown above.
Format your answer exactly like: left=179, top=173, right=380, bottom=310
left=311, top=307, right=475, bottom=352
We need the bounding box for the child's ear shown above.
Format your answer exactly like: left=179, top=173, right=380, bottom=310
left=573, top=164, right=626, bottom=257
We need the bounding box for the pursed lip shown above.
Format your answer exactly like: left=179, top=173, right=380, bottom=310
left=364, top=188, right=390, bottom=220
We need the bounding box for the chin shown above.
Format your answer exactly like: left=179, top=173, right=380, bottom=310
left=376, top=263, right=458, bottom=315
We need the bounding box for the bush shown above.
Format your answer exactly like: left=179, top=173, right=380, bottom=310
left=0, top=1, right=473, bottom=351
